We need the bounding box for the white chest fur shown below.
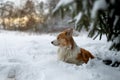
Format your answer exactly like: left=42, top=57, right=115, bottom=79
left=57, top=46, right=83, bottom=64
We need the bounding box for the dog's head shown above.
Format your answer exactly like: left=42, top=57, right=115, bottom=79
left=51, top=28, right=74, bottom=49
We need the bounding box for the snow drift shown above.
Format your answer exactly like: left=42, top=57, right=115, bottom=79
left=0, top=30, right=120, bottom=80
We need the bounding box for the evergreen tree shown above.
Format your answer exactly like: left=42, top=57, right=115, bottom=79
left=53, top=0, right=120, bottom=51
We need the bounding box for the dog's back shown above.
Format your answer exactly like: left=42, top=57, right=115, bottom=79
left=76, top=48, right=94, bottom=64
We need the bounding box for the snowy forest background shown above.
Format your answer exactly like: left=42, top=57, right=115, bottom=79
left=0, top=0, right=72, bottom=32
left=0, top=0, right=120, bottom=51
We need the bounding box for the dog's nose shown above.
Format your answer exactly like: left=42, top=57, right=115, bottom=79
left=51, top=41, right=53, bottom=44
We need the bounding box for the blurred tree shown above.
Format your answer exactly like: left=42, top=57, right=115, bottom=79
left=0, top=0, right=45, bottom=31
left=23, top=0, right=35, bottom=14
left=43, top=0, right=74, bottom=32
left=0, top=1, right=14, bottom=17
left=53, top=0, right=120, bottom=51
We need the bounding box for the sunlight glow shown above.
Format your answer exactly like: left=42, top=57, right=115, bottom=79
left=0, top=14, right=44, bottom=29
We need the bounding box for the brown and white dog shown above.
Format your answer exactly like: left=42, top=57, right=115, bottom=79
left=51, top=28, right=94, bottom=65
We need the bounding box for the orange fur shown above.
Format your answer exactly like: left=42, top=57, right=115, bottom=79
left=76, top=48, right=94, bottom=63
left=57, top=30, right=75, bottom=49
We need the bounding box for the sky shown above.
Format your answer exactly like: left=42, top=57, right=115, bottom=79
left=0, top=0, right=48, bottom=7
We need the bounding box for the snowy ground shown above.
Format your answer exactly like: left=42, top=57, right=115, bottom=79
left=0, top=30, right=120, bottom=80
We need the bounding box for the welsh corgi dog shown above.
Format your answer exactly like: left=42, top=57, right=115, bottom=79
left=51, top=28, right=94, bottom=65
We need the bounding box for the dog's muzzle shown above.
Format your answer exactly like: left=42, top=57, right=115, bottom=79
left=51, top=40, right=60, bottom=46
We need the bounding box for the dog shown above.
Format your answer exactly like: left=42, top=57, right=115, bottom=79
left=51, top=28, right=94, bottom=65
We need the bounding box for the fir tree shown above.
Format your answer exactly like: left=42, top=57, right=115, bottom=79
left=53, top=0, right=120, bottom=51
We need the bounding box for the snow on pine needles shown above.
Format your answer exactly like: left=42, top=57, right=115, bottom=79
left=0, top=30, right=120, bottom=80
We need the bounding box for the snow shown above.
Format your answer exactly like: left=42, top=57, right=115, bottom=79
left=0, top=30, right=120, bottom=80
left=110, top=0, right=115, bottom=5
left=74, top=12, right=82, bottom=28
left=52, top=0, right=74, bottom=13
left=112, top=34, right=120, bottom=46
left=91, top=0, right=108, bottom=19
left=113, top=16, right=119, bottom=29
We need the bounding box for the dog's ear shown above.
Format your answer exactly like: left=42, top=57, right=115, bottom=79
left=65, top=28, right=73, bottom=37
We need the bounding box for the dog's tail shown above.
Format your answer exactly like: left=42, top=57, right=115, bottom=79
left=96, top=57, right=120, bottom=67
